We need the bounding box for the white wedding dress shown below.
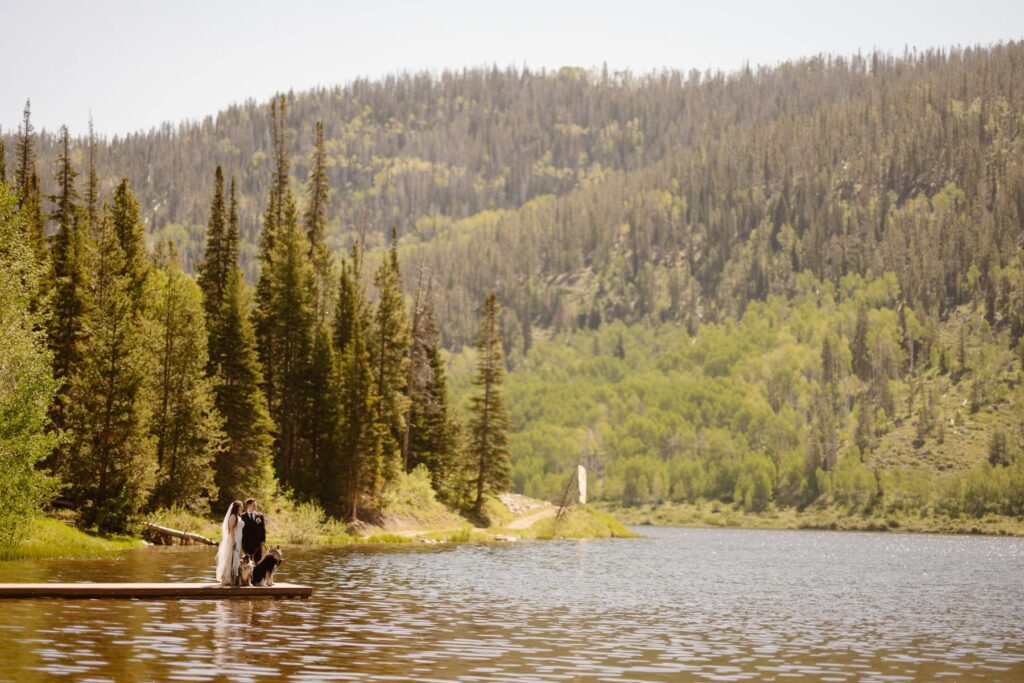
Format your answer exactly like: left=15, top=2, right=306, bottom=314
left=215, top=507, right=245, bottom=585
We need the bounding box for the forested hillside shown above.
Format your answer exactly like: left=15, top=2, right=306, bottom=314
left=15, top=45, right=1024, bottom=351
left=3, top=42, right=1024, bottom=530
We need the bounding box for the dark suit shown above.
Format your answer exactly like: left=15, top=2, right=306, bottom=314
left=241, top=511, right=266, bottom=562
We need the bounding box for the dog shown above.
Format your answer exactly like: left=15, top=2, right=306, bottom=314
left=236, top=553, right=255, bottom=587
left=251, top=546, right=283, bottom=587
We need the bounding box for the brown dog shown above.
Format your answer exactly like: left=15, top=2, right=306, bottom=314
left=236, top=553, right=255, bottom=587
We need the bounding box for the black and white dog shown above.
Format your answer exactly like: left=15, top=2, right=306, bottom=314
left=251, top=547, right=284, bottom=586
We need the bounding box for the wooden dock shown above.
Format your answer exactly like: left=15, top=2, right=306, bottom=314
left=0, top=582, right=312, bottom=599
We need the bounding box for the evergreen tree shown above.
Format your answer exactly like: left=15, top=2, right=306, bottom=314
left=145, top=250, right=222, bottom=512
left=308, top=322, right=340, bottom=504
left=0, top=183, right=59, bottom=544
left=303, top=120, right=334, bottom=323
left=988, top=429, right=1010, bottom=467
left=468, top=292, right=512, bottom=517
left=45, top=133, right=91, bottom=473
left=13, top=100, right=35, bottom=205
left=333, top=248, right=360, bottom=354
left=198, top=166, right=228, bottom=322
left=406, top=284, right=463, bottom=504
left=85, top=116, right=101, bottom=230
left=371, top=228, right=411, bottom=487
left=67, top=211, right=155, bottom=532
left=335, top=305, right=381, bottom=520
left=0, top=125, right=6, bottom=185
left=255, top=95, right=290, bottom=418
left=49, top=127, right=79, bottom=249
left=109, top=178, right=148, bottom=306
left=16, top=105, right=46, bottom=266
left=208, top=267, right=275, bottom=508
left=22, top=172, right=46, bottom=264
left=265, top=190, right=316, bottom=492
left=226, top=177, right=239, bottom=276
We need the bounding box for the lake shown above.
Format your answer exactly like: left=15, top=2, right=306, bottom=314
left=0, top=526, right=1022, bottom=681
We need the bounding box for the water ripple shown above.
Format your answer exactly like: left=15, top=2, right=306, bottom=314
left=0, top=527, right=1022, bottom=681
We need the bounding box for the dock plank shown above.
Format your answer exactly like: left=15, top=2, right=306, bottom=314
left=0, top=582, right=312, bottom=599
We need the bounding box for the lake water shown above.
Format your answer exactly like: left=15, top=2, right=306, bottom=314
left=0, top=526, right=1022, bottom=682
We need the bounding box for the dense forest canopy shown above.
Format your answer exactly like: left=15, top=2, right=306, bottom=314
left=2, top=42, right=1024, bottom=532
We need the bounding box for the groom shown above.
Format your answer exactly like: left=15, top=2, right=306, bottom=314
left=241, top=498, right=267, bottom=564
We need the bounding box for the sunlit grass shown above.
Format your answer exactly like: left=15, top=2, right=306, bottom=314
left=528, top=506, right=636, bottom=540
left=0, top=518, right=141, bottom=561
left=602, top=500, right=1024, bottom=536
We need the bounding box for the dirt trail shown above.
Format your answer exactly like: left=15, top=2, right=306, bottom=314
left=506, top=506, right=557, bottom=530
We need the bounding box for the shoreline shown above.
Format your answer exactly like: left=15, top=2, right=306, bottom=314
left=1, top=505, right=634, bottom=562
left=600, top=501, right=1024, bottom=537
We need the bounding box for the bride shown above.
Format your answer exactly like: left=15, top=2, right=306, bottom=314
left=215, top=500, right=244, bottom=585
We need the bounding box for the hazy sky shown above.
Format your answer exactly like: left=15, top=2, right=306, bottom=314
left=3, top=0, right=1022, bottom=137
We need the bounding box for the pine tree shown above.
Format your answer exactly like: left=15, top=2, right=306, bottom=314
left=468, top=292, right=512, bottom=517
left=16, top=104, right=46, bottom=266
left=0, top=125, right=6, bottom=185
left=226, top=177, right=239, bottom=275
left=208, top=267, right=275, bottom=508
left=0, top=183, right=60, bottom=544
left=371, top=228, right=411, bottom=487
left=333, top=247, right=360, bottom=354
left=406, top=284, right=463, bottom=505
left=14, top=100, right=35, bottom=206
left=145, top=249, right=222, bottom=512
left=45, top=132, right=91, bottom=473
left=198, top=166, right=228, bottom=321
left=265, top=190, right=316, bottom=492
left=308, top=322, right=340, bottom=504
left=22, top=172, right=46, bottom=264
left=336, top=305, right=380, bottom=520
left=303, top=120, right=334, bottom=324
left=67, top=211, right=155, bottom=532
left=109, top=177, right=148, bottom=306
left=255, top=95, right=291, bottom=417
left=50, top=127, right=79, bottom=246
left=85, top=116, right=101, bottom=230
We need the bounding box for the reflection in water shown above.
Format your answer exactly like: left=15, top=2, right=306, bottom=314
left=0, top=527, right=1022, bottom=681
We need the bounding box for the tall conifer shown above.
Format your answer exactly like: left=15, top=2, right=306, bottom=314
left=265, top=190, right=316, bottom=492
left=304, top=120, right=333, bottom=323
left=198, top=166, right=228, bottom=321
left=109, top=178, right=148, bottom=306
left=371, top=228, right=411, bottom=486
left=67, top=211, right=155, bottom=532
left=85, top=116, right=101, bottom=230
left=145, top=249, right=222, bottom=512
left=46, top=131, right=90, bottom=473
left=468, top=292, right=511, bottom=517
left=209, top=267, right=275, bottom=508
left=255, top=95, right=291, bottom=414
left=14, top=100, right=35, bottom=205
left=407, top=284, right=463, bottom=504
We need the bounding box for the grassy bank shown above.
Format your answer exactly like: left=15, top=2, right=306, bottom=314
left=601, top=501, right=1024, bottom=536
left=0, top=518, right=142, bottom=561
left=518, top=506, right=636, bottom=540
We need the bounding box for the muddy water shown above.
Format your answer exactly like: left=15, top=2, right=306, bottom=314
left=0, top=526, right=1022, bottom=681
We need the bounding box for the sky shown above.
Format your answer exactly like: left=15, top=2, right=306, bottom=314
left=3, top=0, right=1023, bottom=138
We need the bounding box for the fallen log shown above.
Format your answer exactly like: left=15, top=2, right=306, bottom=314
left=143, top=522, right=216, bottom=546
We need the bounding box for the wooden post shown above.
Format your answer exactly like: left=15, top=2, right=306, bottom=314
left=577, top=464, right=587, bottom=504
